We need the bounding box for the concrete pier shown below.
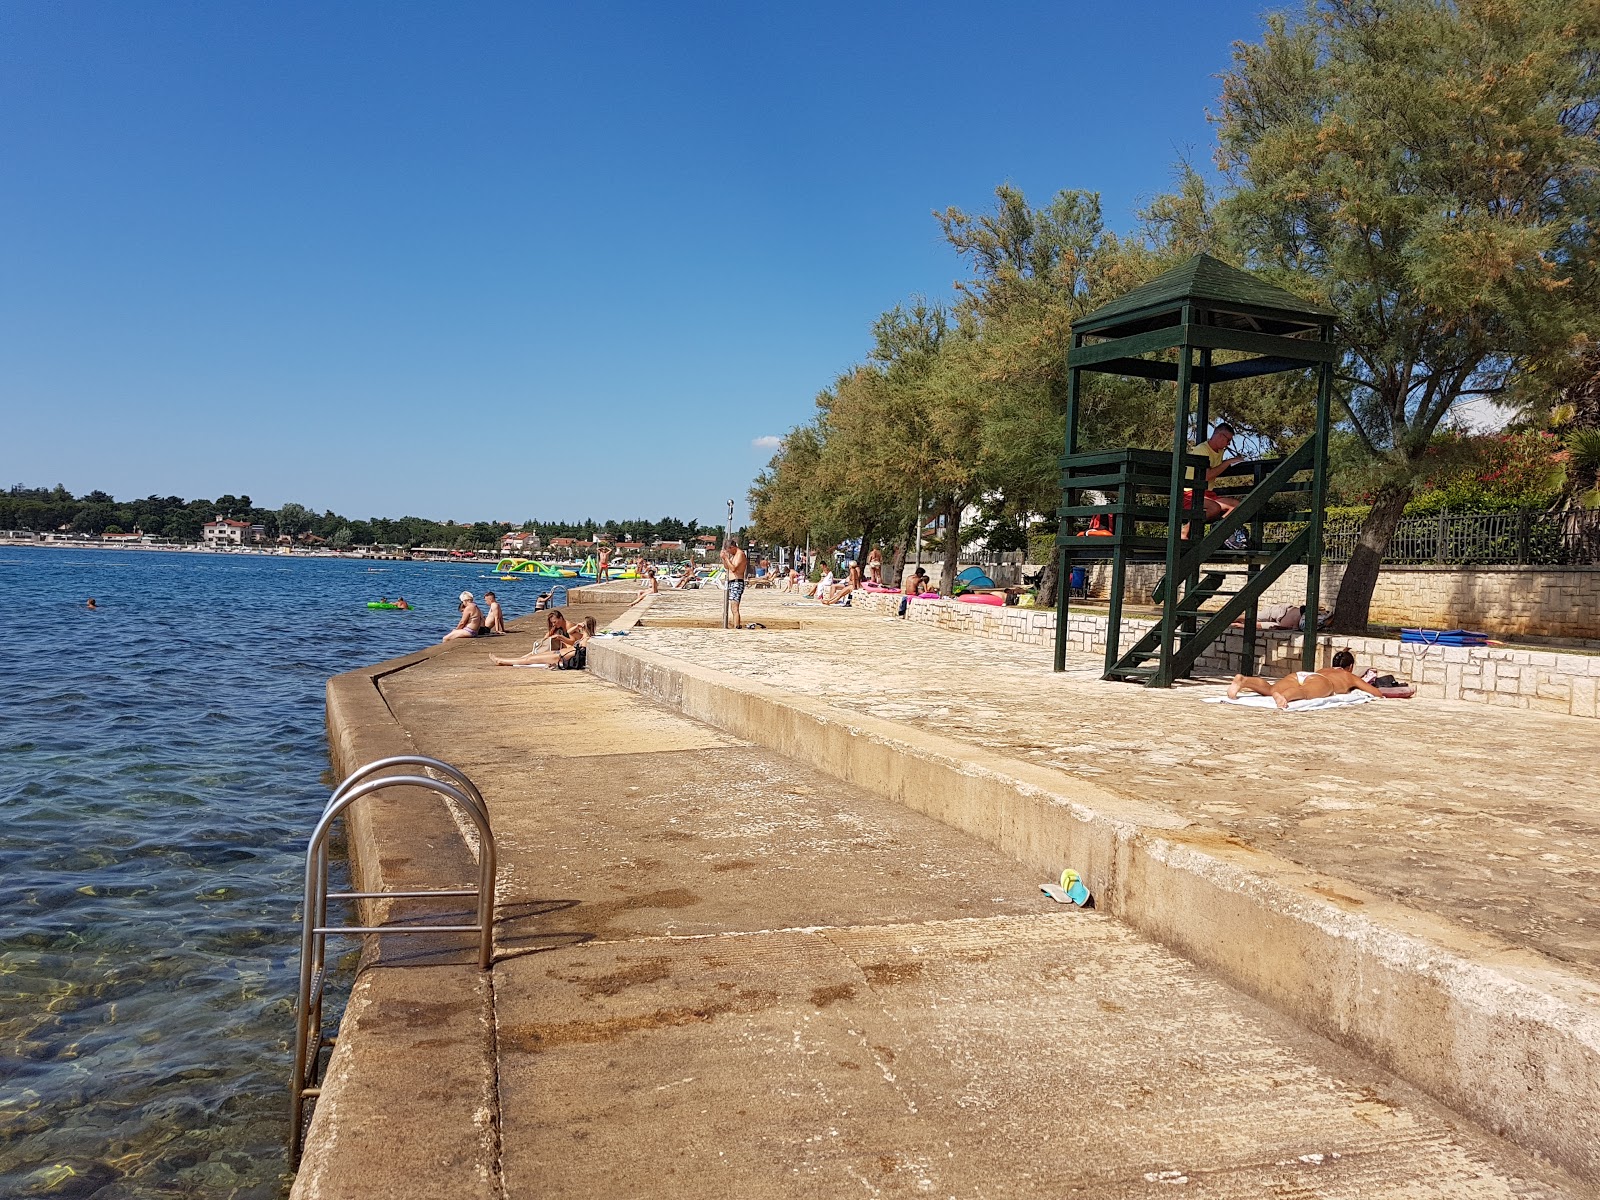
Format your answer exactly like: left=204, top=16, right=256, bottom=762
left=296, top=590, right=1600, bottom=1197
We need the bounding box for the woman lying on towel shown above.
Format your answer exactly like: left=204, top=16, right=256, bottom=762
left=1227, top=649, right=1387, bottom=709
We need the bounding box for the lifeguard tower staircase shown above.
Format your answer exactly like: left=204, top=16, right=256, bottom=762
left=1051, top=255, right=1336, bottom=686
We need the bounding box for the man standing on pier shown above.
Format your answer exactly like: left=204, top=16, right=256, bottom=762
left=721, top=536, right=749, bottom=629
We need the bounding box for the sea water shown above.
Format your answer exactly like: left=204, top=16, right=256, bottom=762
left=0, top=550, right=559, bottom=1198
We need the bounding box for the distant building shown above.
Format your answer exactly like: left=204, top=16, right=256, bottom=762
left=203, top=518, right=254, bottom=546
left=501, top=531, right=541, bottom=553
left=656, top=539, right=685, bottom=551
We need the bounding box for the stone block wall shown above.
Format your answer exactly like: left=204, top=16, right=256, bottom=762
left=849, top=591, right=1600, bottom=720
left=1068, top=561, right=1599, bottom=640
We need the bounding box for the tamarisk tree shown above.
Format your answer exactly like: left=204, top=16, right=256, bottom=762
left=1217, top=0, right=1600, bottom=631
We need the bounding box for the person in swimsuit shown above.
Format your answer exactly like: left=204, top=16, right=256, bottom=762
left=442, top=591, right=484, bottom=641
left=1227, top=649, right=1387, bottom=709
left=597, top=546, right=611, bottom=582
left=721, top=537, right=749, bottom=627
left=821, top=561, right=861, bottom=605
left=864, top=547, right=883, bottom=584
left=86, top=598, right=97, bottom=610
left=395, top=597, right=410, bottom=610
left=492, top=616, right=595, bottom=667
left=483, top=591, right=506, bottom=634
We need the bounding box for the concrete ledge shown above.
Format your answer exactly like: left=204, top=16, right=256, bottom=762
left=587, top=637, right=1600, bottom=1182
left=294, top=647, right=498, bottom=1200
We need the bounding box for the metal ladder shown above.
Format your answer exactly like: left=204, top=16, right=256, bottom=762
left=289, top=756, right=496, bottom=1163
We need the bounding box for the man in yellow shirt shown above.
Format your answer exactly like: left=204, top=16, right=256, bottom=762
left=1183, top=422, right=1249, bottom=539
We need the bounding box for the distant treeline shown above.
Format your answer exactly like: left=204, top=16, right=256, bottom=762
left=1, top=485, right=715, bottom=550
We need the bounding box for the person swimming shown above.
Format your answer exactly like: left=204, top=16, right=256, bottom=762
left=86, top=598, right=97, bottom=610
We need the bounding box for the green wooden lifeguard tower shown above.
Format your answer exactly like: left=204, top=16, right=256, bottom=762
left=1051, top=254, right=1337, bottom=685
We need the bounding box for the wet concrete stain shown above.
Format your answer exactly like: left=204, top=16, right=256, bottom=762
left=552, top=956, right=674, bottom=998
left=860, top=961, right=924, bottom=987
left=502, top=988, right=779, bottom=1053
left=809, top=983, right=856, bottom=1008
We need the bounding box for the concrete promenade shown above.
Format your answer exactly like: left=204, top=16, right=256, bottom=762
left=293, top=590, right=1600, bottom=1197
left=580, top=584, right=1600, bottom=1179
left=608, top=588, right=1600, bottom=978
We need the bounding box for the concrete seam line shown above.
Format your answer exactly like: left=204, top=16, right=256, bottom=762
left=586, top=638, right=1600, bottom=1181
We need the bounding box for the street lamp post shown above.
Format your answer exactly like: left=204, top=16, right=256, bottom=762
left=722, top=499, right=735, bottom=629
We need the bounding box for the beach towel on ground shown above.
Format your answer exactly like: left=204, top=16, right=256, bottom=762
left=1203, top=691, right=1376, bottom=713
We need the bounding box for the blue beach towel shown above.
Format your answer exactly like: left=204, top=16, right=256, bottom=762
left=1400, top=628, right=1487, bottom=647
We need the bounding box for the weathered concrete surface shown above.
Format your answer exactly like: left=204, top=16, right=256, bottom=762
left=296, top=600, right=637, bottom=1199
left=505, top=919, right=1568, bottom=1199
left=590, top=588, right=1600, bottom=975
left=575, top=585, right=1600, bottom=1182
left=296, top=641, right=498, bottom=1200
left=305, top=603, right=1595, bottom=1197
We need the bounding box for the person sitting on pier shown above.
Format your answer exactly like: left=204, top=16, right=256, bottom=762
left=898, top=566, right=929, bottom=616
left=821, top=561, right=861, bottom=605
left=1227, top=649, right=1387, bottom=709
left=492, top=616, right=596, bottom=668
left=442, top=592, right=484, bottom=641
left=483, top=591, right=506, bottom=635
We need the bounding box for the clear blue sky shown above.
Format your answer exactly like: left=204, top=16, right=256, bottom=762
left=2, top=1, right=1276, bottom=528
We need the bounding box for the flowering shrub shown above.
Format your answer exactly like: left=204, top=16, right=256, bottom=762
left=1405, top=431, right=1565, bottom=515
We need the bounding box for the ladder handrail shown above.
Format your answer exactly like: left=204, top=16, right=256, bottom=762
left=290, top=761, right=495, bottom=1165
left=310, top=756, right=490, bottom=974
left=323, top=754, right=489, bottom=822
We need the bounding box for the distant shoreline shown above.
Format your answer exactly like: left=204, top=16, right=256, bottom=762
left=0, top=538, right=489, bottom=563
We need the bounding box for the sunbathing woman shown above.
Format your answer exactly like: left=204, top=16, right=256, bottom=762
left=491, top=611, right=570, bottom=666
left=821, top=562, right=862, bottom=605
left=1227, top=649, right=1386, bottom=709
left=492, top=616, right=596, bottom=668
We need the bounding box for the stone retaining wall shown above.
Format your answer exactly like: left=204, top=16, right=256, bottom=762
left=850, top=591, right=1600, bottom=720
left=1070, top=561, right=1600, bottom=640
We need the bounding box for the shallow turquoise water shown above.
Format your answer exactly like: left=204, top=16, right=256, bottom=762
left=0, top=550, right=556, bottom=1198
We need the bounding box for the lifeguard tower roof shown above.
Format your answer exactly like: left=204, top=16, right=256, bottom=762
left=1074, top=253, right=1333, bottom=341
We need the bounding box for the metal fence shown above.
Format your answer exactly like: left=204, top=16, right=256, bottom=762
left=1312, top=509, right=1600, bottom=566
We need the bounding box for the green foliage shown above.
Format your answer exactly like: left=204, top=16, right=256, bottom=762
left=1328, top=431, right=1567, bottom=515
left=1217, top=0, right=1600, bottom=471
left=1404, top=431, right=1565, bottom=514
left=1564, top=427, right=1600, bottom=508
left=1, top=484, right=710, bottom=550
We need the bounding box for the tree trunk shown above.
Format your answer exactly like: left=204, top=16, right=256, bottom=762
left=1035, top=553, right=1058, bottom=608
left=1327, top=485, right=1411, bottom=633
left=889, top=533, right=907, bottom=588
left=939, top=497, right=962, bottom=596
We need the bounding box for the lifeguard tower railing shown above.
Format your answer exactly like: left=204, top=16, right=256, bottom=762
left=1057, top=440, right=1320, bottom=684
